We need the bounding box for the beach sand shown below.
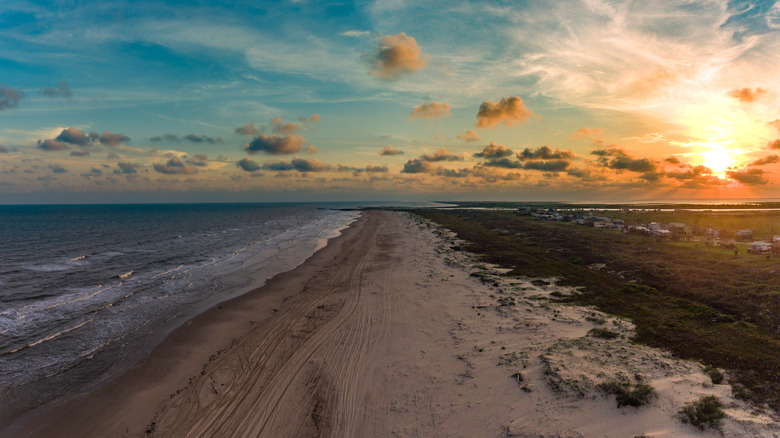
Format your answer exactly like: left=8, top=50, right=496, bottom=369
left=4, top=211, right=778, bottom=437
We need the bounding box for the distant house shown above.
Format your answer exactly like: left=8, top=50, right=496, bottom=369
left=649, top=222, right=662, bottom=232
left=669, top=222, right=692, bottom=235
left=735, top=229, right=754, bottom=241
left=706, top=228, right=720, bottom=238
left=748, top=241, right=772, bottom=254
left=653, top=229, right=672, bottom=238
left=773, top=236, right=780, bottom=243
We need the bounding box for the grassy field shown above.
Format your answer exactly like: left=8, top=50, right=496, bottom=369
left=413, top=209, right=780, bottom=412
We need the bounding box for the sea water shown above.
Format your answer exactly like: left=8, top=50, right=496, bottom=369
left=0, top=203, right=358, bottom=418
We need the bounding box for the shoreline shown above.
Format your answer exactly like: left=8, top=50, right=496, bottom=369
left=5, top=210, right=777, bottom=437
left=1, top=210, right=368, bottom=437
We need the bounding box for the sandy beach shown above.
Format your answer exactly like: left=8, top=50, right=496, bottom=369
left=4, top=210, right=778, bottom=438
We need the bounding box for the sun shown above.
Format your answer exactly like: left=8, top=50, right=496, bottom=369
left=700, top=147, right=734, bottom=175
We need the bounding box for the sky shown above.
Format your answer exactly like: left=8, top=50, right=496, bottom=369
left=0, top=0, right=779, bottom=203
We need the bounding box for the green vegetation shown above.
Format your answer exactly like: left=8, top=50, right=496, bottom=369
left=597, top=378, right=656, bottom=407
left=588, top=328, right=620, bottom=339
left=412, top=209, right=780, bottom=411
left=679, top=395, right=726, bottom=430
left=703, top=366, right=724, bottom=385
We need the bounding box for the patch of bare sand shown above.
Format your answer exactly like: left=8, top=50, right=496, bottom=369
left=6, top=211, right=779, bottom=437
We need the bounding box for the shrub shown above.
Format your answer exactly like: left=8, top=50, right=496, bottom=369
left=598, top=378, right=656, bottom=407
left=588, top=328, right=620, bottom=339
left=703, top=366, right=724, bottom=384
left=679, top=395, right=725, bottom=430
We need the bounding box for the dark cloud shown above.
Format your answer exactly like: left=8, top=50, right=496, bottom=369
left=483, top=158, right=524, bottom=169
left=69, top=149, right=90, bottom=157
left=380, top=146, right=404, bottom=156
left=365, top=164, right=388, bottom=173
left=184, top=134, right=222, bottom=144
left=401, top=158, right=436, bottom=174
left=245, top=134, right=305, bottom=155
left=749, top=154, right=779, bottom=166
left=727, top=87, right=766, bottom=103
left=408, top=102, right=451, bottom=120
left=337, top=164, right=389, bottom=174
left=457, top=130, right=480, bottom=142
left=40, top=81, right=72, bottom=98
left=664, top=156, right=681, bottom=164
left=420, top=148, right=462, bottom=162
left=0, top=85, right=24, bottom=110
left=726, top=168, right=768, bottom=185
left=370, top=33, right=427, bottom=80
left=80, top=168, right=103, bottom=178
left=474, top=142, right=513, bottom=159
left=149, top=134, right=181, bottom=143
left=235, top=122, right=261, bottom=136
left=0, top=145, right=16, bottom=153
left=291, top=157, right=331, bottom=172
left=187, top=154, right=208, bottom=167
left=37, top=176, right=57, bottom=182
left=236, top=158, right=261, bottom=172
left=98, top=131, right=130, bottom=146
left=48, top=163, right=67, bottom=173
left=115, top=162, right=140, bottom=174
left=522, top=160, right=571, bottom=172
left=476, top=97, right=533, bottom=128
left=591, top=147, right=657, bottom=172
left=37, top=139, right=68, bottom=151
left=153, top=157, right=198, bottom=175
left=768, top=139, right=780, bottom=149
left=261, top=161, right=295, bottom=171
left=666, top=165, right=728, bottom=188
left=56, top=127, right=91, bottom=146
left=517, top=145, right=574, bottom=161
left=436, top=167, right=470, bottom=178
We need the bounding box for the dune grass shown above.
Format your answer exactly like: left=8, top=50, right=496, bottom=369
left=413, top=209, right=780, bottom=412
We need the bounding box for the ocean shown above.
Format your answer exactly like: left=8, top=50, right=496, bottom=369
left=0, top=203, right=359, bottom=418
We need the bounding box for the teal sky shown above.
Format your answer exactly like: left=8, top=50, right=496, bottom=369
left=1, top=0, right=779, bottom=203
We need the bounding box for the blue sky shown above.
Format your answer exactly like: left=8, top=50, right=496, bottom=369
left=1, top=0, right=779, bottom=203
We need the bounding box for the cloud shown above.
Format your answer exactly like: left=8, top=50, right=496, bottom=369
left=571, top=128, right=603, bottom=139
left=149, top=133, right=181, bottom=143
left=475, top=97, right=533, bottom=128
left=308, top=114, right=322, bottom=123
left=245, top=134, right=306, bottom=155
left=56, top=127, right=90, bottom=146
left=290, top=157, right=331, bottom=172
left=727, top=87, right=767, bottom=103
left=0, top=145, right=17, bottom=153
left=271, top=116, right=302, bottom=135
left=517, top=145, right=574, bottom=161
left=474, top=142, right=513, bottom=159
left=261, top=161, right=295, bottom=171
left=0, top=85, right=24, bottom=110
left=457, top=130, right=480, bottom=142
left=768, top=139, right=780, bottom=149
left=483, top=158, right=524, bottom=169
left=665, top=165, right=728, bottom=188
left=664, top=156, right=681, bottom=164
left=523, top=160, right=571, bottom=172
left=40, top=82, right=72, bottom=98
left=341, top=30, right=371, bottom=38
left=48, top=163, right=68, bottom=173
left=70, top=148, right=90, bottom=157
left=305, top=145, right=317, bottom=154
left=187, top=154, right=208, bottom=166
left=115, top=162, right=141, bottom=174
left=80, top=168, right=103, bottom=178
left=591, top=147, right=657, bottom=172
left=365, top=164, right=389, bottom=173
left=369, top=33, right=428, bottom=80
left=408, top=102, right=451, bottom=120
left=184, top=134, right=222, bottom=144
left=98, top=131, right=130, bottom=146
left=236, top=158, right=261, bottom=172
left=401, top=158, right=436, bottom=174
left=726, top=168, right=768, bottom=185
left=749, top=154, right=779, bottom=166
left=380, top=145, right=404, bottom=156
left=235, top=122, right=261, bottom=136
left=420, top=148, right=462, bottom=162
left=153, top=157, right=199, bottom=174
left=37, top=139, right=68, bottom=151
left=770, top=120, right=780, bottom=132
left=338, top=164, right=390, bottom=174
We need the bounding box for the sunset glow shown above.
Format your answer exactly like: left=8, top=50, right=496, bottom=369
left=0, top=1, right=778, bottom=203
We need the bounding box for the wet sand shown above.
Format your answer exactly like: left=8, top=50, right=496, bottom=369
left=4, top=210, right=778, bottom=437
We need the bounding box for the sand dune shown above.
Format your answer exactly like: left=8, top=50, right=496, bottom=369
left=6, top=211, right=778, bottom=437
